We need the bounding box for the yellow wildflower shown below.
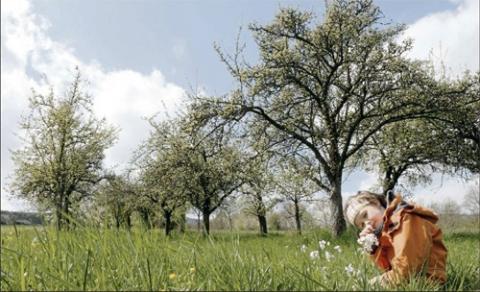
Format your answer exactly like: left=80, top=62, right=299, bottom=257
left=190, top=267, right=196, bottom=273
left=168, top=272, right=176, bottom=280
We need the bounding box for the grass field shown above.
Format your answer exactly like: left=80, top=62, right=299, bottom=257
left=1, top=225, right=479, bottom=291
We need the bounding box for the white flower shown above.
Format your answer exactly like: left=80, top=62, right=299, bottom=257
left=324, top=251, right=334, bottom=262
left=357, top=233, right=379, bottom=253
left=318, top=240, right=329, bottom=250
left=333, top=245, right=342, bottom=253
left=345, top=264, right=362, bottom=277
left=300, top=244, right=307, bottom=252
left=345, top=263, right=355, bottom=275
left=309, top=250, right=319, bottom=259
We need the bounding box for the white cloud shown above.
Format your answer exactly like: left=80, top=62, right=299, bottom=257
left=411, top=175, right=478, bottom=208
left=93, top=70, right=185, bottom=121
left=92, top=69, right=187, bottom=169
left=1, top=0, right=186, bottom=210
left=358, top=172, right=381, bottom=192
left=403, top=0, right=479, bottom=77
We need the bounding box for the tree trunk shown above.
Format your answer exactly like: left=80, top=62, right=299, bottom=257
left=126, top=213, right=132, bottom=229
left=56, top=202, right=63, bottom=231
left=115, top=214, right=120, bottom=229
left=63, top=196, right=70, bottom=229
left=382, top=167, right=394, bottom=197
left=179, top=211, right=186, bottom=233
left=139, top=208, right=152, bottom=229
left=165, top=211, right=172, bottom=236
left=114, top=202, right=121, bottom=229
left=202, top=211, right=210, bottom=235
left=256, top=193, right=268, bottom=235
left=382, top=166, right=401, bottom=197
left=329, top=179, right=346, bottom=237
left=258, top=215, right=268, bottom=235
left=294, top=198, right=302, bottom=235
left=197, top=212, right=201, bottom=232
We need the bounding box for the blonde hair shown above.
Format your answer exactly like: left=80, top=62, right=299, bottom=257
left=344, top=191, right=386, bottom=226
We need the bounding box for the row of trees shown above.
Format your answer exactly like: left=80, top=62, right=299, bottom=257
left=199, top=192, right=479, bottom=232
left=9, top=0, right=479, bottom=236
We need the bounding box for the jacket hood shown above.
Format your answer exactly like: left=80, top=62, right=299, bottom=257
left=386, top=195, right=439, bottom=224
left=407, top=204, right=439, bottom=224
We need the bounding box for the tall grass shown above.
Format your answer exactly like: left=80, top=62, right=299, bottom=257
left=1, top=225, right=478, bottom=291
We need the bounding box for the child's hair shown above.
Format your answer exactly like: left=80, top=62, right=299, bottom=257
left=344, top=191, right=387, bottom=226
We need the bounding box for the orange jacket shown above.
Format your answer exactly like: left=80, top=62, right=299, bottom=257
left=371, top=195, right=447, bottom=285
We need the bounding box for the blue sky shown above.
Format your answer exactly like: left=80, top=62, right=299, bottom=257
left=29, top=0, right=459, bottom=92
left=1, top=0, right=479, bottom=211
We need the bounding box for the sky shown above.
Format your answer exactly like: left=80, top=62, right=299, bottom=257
left=1, top=0, right=479, bottom=212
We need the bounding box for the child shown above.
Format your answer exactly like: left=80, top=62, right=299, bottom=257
left=344, top=191, right=447, bottom=287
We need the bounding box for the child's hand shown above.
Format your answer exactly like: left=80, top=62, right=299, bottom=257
left=359, top=223, right=374, bottom=237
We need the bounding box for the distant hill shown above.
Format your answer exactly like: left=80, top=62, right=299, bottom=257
left=0, top=210, right=44, bottom=225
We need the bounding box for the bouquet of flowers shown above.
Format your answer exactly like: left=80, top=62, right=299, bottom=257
left=357, top=233, right=379, bottom=253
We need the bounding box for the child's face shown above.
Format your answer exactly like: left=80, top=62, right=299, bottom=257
left=354, top=204, right=385, bottom=230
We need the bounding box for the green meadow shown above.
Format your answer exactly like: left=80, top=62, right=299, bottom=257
left=1, top=226, right=478, bottom=291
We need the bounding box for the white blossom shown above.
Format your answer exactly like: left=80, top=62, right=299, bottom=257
left=324, top=251, right=334, bottom=262
left=357, top=233, right=379, bottom=253
left=345, top=264, right=362, bottom=277
left=318, top=240, right=329, bottom=250
left=345, top=264, right=355, bottom=275
left=300, top=244, right=307, bottom=252
left=309, top=250, right=319, bottom=259
left=333, top=245, right=342, bottom=253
